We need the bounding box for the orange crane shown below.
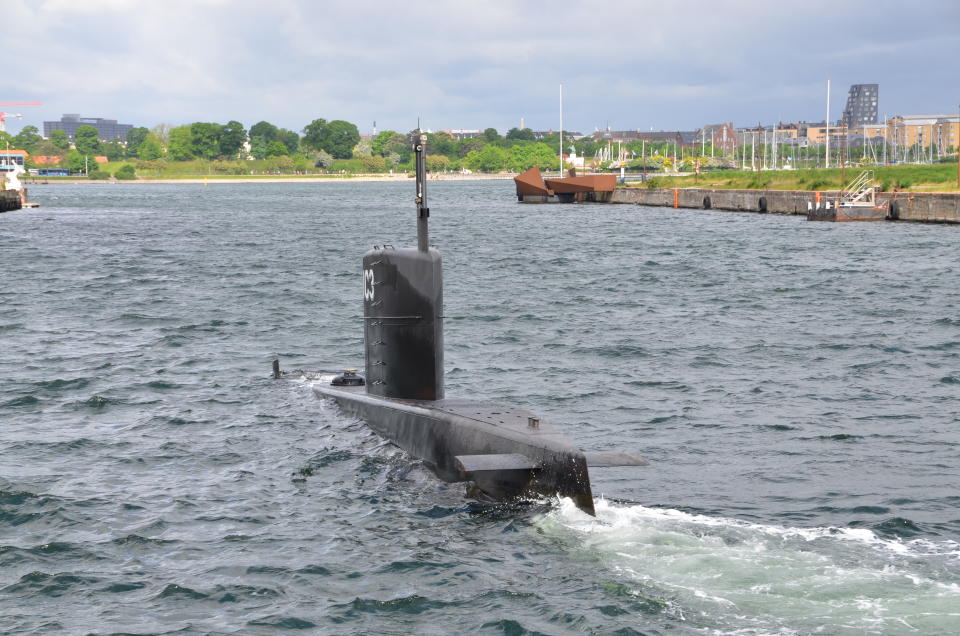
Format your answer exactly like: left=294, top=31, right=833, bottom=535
left=0, top=101, right=42, bottom=133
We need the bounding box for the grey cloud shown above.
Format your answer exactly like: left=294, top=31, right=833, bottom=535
left=3, top=0, right=958, bottom=136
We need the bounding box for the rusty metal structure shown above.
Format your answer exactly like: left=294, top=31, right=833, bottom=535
left=514, top=167, right=617, bottom=203
left=514, top=166, right=552, bottom=199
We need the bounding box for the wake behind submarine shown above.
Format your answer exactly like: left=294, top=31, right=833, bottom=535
left=282, top=133, right=646, bottom=516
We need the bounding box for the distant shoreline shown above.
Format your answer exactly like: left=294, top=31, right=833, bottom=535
left=26, top=173, right=519, bottom=185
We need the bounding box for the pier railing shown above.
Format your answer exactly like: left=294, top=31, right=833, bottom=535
left=840, top=170, right=876, bottom=207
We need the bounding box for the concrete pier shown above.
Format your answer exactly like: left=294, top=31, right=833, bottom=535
left=610, top=187, right=960, bottom=224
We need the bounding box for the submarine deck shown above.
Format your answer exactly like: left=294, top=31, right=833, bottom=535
left=312, top=381, right=597, bottom=514
left=313, top=383, right=580, bottom=451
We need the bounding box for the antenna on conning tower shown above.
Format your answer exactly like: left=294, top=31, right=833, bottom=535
left=414, top=130, right=429, bottom=252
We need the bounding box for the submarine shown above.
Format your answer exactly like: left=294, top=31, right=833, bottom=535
left=290, top=133, right=646, bottom=516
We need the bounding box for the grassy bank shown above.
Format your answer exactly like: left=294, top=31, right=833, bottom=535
left=628, top=163, right=960, bottom=192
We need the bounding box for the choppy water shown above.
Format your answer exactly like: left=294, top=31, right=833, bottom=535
left=2, top=181, right=959, bottom=635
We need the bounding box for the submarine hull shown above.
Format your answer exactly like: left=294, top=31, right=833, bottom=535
left=314, top=381, right=595, bottom=515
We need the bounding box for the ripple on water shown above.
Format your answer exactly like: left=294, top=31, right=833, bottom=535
left=34, top=377, right=92, bottom=391
left=247, top=615, right=317, bottom=629
left=2, top=572, right=103, bottom=598
left=2, top=183, right=960, bottom=633
left=1, top=394, right=40, bottom=408
left=0, top=541, right=105, bottom=567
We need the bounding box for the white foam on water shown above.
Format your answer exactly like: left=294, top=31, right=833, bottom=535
left=536, top=498, right=960, bottom=634
left=307, top=374, right=337, bottom=387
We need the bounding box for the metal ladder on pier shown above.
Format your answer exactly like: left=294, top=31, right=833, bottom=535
left=840, top=170, right=876, bottom=207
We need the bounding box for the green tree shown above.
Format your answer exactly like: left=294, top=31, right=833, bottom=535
left=265, top=140, right=288, bottom=157
left=506, top=142, right=557, bottom=172
left=138, top=137, right=164, bottom=160
left=74, top=124, right=101, bottom=154
left=458, top=137, right=485, bottom=157
left=115, top=164, right=136, bottom=180
left=484, top=127, right=501, bottom=142
left=65, top=149, right=85, bottom=173
left=371, top=130, right=410, bottom=163
left=360, top=154, right=387, bottom=172
left=322, top=120, right=360, bottom=159
left=538, top=132, right=561, bottom=148
left=277, top=128, right=300, bottom=154
left=426, top=155, right=451, bottom=172
left=102, top=139, right=125, bottom=161
left=190, top=122, right=223, bottom=159
left=49, top=129, right=71, bottom=150
left=426, top=131, right=457, bottom=158
left=465, top=145, right=507, bottom=172
left=506, top=127, right=536, bottom=141
left=249, top=121, right=279, bottom=144
left=301, top=118, right=328, bottom=151
left=13, top=125, right=42, bottom=151
left=531, top=142, right=558, bottom=169
left=576, top=138, right=600, bottom=158
left=29, top=140, right=61, bottom=157
left=371, top=130, right=396, bottom=156
left=126, top=127, right=149, bottom=157
left=249, top=136, right=269, bottom=160
left=219, top=120, right=246, bottom=158
left=167, top=126, right=194, bottom=161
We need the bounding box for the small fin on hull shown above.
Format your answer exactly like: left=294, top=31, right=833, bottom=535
left=455, top=453, right=538, bottom=473
left=584, top=451, right=649, bottom=467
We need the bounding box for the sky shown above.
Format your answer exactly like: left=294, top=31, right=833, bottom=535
left=4, top=0, right=960, bottom=137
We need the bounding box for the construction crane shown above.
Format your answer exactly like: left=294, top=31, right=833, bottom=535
left=0, top=101, right=42, bottom=133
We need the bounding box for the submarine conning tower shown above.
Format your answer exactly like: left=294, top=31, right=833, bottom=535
left=363, top=132, right=444, bottom=400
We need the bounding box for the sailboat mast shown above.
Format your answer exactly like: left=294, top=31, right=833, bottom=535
left=825, top=79, right=831, bottom=168
left=559, top=83, right=564, bottom=177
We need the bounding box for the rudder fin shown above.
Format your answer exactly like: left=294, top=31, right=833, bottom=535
left=455, top=453, right=538, bottom=474
left=584, top=451, right=649, bottom=467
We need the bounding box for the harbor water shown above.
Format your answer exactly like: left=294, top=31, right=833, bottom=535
left=2, top=181, right=959, bottom=634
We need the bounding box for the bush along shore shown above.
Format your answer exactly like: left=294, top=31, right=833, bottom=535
left=9, top=120, right=579, bottom=181
left=629, top=162, right=959, bottom=193
left=9, top=116, right=956, bottom=191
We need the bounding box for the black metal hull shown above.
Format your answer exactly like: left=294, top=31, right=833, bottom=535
left=314, top=382, right=595, bottom=515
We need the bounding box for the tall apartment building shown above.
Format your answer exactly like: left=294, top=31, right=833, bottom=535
left=841, top=84, right=879, bottom=129
left=43, top=114, right=134, bottom=142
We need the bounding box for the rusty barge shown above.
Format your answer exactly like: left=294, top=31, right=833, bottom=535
left=514, top=166, right=617, bottom=203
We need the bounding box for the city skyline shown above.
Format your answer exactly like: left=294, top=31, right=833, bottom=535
left=4, top=0, right=959, bottom=137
